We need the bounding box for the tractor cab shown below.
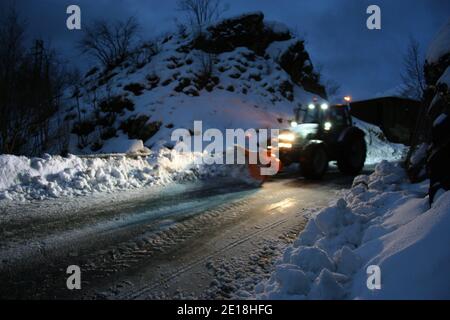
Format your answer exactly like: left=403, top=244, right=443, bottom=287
left=292, top=103, right=352, bottom=136
left=276, top=102, right=366, bottom=179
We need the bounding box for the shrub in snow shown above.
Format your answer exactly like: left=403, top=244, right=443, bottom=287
left=119, top=116, right=162, bottom=143
left=123, top=82, right=145, bottom=96
left=72, top=120, right=96, bottom=137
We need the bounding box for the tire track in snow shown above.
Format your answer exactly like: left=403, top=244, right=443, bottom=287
left=117, top=215, right=291, bottom=299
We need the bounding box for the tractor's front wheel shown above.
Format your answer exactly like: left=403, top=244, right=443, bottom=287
left=337, top=130, right=367, bottom=175
left=300, top=143, right=328, bottom=179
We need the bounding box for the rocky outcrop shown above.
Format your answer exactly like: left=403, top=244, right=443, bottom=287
left=424, top=22, right=450, bottom=203
left=194, top=12, right=291, bottom=55
left=194, top=12, right=326, bottom=98
left=425, top=60, right=450, bottom=202
left=278, top=40, right=326, bottom=98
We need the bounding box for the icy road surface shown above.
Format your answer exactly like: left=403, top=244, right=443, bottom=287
left=0, top=168, right=367, bottom=299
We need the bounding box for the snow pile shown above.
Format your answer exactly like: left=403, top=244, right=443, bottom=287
left=426, top=17, right=450, bottom=64
left=256, top=161, right=450, bottom=299
left=0, top=150, right=260, bottom=202
left=353, top=118, right=407, bottom=165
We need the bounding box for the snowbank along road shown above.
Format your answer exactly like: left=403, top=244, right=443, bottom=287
left=0, top=167, right=366, bottom=299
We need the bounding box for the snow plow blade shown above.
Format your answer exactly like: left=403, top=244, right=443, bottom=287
left=230, top=146, right=281, bottom=184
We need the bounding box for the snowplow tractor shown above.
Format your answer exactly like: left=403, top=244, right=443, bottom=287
left=275, top=102, right=367, bottom=179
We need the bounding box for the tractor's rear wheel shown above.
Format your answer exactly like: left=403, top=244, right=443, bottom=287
left=300, top=144, right=328, bottom=179
left=337, top=130, right=367, bottom=175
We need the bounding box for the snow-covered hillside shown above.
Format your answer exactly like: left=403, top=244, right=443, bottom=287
left=61, top=12, right=325, bottom=155
left=256, top=161, right=450, bottom=299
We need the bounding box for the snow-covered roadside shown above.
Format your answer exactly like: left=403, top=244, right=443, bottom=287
left=0, top=148, right=260, bottom=203
left=0, top=118, right=407, bottom=203
left=256, top=161, right=450, bottom=299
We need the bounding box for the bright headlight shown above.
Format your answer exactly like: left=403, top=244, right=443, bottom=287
left=278, top=133, right=296, bottom=142
left=308, top=104, right=315, bottom=110
left=321, top=103, right=329, bottom=110
left=290, top=121, right=298, bottom=128
left=324, top=122, right=332, bottom=131
left=278, top=142, right=293, bottom=149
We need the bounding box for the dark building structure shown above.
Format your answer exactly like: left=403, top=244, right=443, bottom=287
left=343, top=96, right=422, bottom=145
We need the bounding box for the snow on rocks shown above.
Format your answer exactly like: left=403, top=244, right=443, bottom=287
left=257, top=161, right=450, bottom=299
left=426, top=17, right=450, bottom=64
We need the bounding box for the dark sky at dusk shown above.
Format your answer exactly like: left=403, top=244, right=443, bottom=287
left=2, top=0, right=449, bottom=101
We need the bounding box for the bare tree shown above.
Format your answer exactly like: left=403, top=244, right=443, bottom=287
left=79, top=17, right=139, bottom=69
left=131, top=39, right=161, bottom=68
left=400, top=37, right=425, bottom=100
left=324, top=79, right=341, bottom=101
left=0, top=8, right=71, bottom=155
left=0, top=8, right=28, bottom=155
left=197, top=51, right=214, bottom=76
left=177, top=0, right=226, bottom=35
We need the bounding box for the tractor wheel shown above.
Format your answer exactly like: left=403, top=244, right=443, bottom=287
left=337, top=130, right=367, bottom=175
left=300, top=143, right=328, bottom=179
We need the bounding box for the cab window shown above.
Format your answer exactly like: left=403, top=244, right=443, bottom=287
left=297, top=107, right=320, bottom=123
left=328, top=107, right=347, bottom=127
